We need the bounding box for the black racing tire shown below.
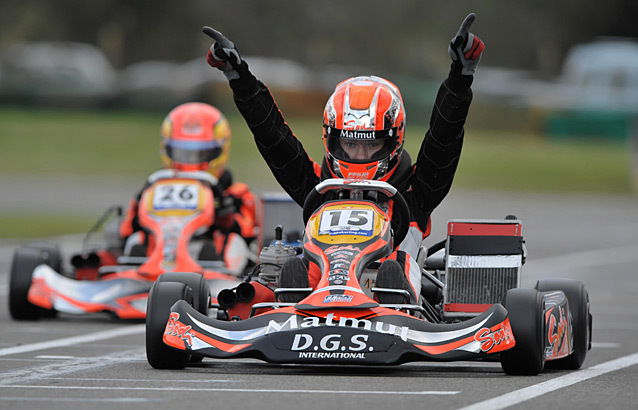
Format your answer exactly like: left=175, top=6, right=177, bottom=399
left=157, top=272, right=210, bottom=315
left=9, top=246, right=59, bottom=320
left=26, top=243, right=62, bottom=318
left=26, top=242, right=63, bottom=273
left=145, top=281, right=193, bottom=369
left=500, top=288, right=545, bottom=376
left=535, top=279, right=591, bottom=370
left=157, top=272, right=211, bottom=364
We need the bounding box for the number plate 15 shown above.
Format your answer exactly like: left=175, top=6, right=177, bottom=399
left=318, top=209, right=375, bottom=236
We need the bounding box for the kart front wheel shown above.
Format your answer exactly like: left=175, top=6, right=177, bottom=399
left=157, top=272, right=210, bottom=315
left=157, top=272, right=211, bottom=364
left=146, top=281, right=193, bottom=369
left=27, top=243, right=62, bottom=318
left=9, top=246, right=59, bottom=320
left=25, top=242, right=63, bottom=273
left=500, top=288, right=545, bottom=376
left=536, top=279, right=591, bottom=369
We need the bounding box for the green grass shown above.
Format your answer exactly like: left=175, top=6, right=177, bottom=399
left=233, top=119, right=634, bottom=194
left=0, top=213, right=96, bottom=240
left=0, top=107, right=164, bottom=177
left=454, top=130, right=632, bottom=193
left=1, top=107, right=632, bottom=192
left=0, top=107, right=634, bottom=238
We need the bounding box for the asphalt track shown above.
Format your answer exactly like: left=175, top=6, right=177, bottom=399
left=1, top=185, right=637, bottom=410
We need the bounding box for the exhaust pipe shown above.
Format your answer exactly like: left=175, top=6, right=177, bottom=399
left=70, top=252, right=101, bottom=269
left=235, top=282, right=255, bottom=303
left=71, top=254, right=84, bottom=268
left=217, top=288, right=237, bottom=309
left=85, top=253, right=100, bottom=268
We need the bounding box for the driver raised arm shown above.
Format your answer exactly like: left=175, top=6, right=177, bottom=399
left=202, top=14, right=484, bottom=305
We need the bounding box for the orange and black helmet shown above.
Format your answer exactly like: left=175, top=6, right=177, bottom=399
left=323, top=76, right=405, bottom=181
left=160, top=102, right=231, bottom=178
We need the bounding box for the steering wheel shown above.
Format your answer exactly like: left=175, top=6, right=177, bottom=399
left=302, top=180, right=410, bottom=246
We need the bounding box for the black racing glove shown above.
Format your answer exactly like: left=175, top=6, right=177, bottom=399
left=202, top=26, right=245, bottom=81
left=448, top=13, right=485, bottom=76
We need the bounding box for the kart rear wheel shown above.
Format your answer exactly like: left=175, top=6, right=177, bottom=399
left=146, top=281, right=193, bottom=369
left=536, top=279, right=591, bottom=369
left=9, top=246, right=59, bottom=320
left=500, top=288, right=545, bottom=376
left=157, top=272, right=211, bottom=364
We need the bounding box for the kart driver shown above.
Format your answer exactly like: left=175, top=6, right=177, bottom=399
left=119, top=102, right=258, bottom=272
left=202, top=14, right=484, bottom=304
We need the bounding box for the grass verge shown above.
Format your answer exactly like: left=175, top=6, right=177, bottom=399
left=0, top=107, right=633, bottom=238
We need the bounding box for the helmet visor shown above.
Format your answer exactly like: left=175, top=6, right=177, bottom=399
left=165, top=139, right=223, bottom=164
left=326, top=126, right=398, bottom=163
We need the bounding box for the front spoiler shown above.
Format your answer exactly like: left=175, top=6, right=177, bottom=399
left=27, top=264, right=240, bottom=319
left=28, top=265, right=151, bottom=319
left=164, top=301, right=515, bottom=365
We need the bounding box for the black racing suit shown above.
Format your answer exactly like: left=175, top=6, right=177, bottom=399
left=226, top=64, right=474, bottom=299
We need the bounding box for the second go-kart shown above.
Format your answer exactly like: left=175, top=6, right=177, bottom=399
left=146, top=179, right=592, bottom=375
left=8, top=170, right=245, bottom=320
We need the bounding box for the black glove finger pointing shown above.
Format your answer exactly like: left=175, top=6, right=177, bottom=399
left=202, top=26, right=235, bottom=50
left=455, top=13, right=476, bottom=40
left=202, top=26, right=224, bottom=42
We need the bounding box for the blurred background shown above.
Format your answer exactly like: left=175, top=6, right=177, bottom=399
left=0, top=0, right=637, bottom=238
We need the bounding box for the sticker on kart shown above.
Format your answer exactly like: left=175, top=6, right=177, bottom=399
left=277, top=330, right=397, bottom=360
left=318, top=208, right=375, bottom=236
left=149, top=181, right=202, bottom=213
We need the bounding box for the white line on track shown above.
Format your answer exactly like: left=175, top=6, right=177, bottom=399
left=594, top=322, right=638, bottom=330
left=0, top=324, right=144, bottom=357
left=0, top=348, right=144, bottom=385
left=591, top=342, right=621, bottom=348
left=0, top=242, right=635, bottom=401
left=458, top=352, right=638, bottom=410
left=1, top=385, right=459, bottom=395
left=40, top=377, right=244, bottom=383
left=0, top=397, right=158, bottom=403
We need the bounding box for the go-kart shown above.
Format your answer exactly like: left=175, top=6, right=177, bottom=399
left=8, top=170, right=244, bottom=320
left=145, top=178, right=592, bottom=375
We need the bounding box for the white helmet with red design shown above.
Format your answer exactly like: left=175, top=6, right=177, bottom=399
left=160, top=102, right=231, bottom=178
left=323, top=76, right=405, bottom=181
